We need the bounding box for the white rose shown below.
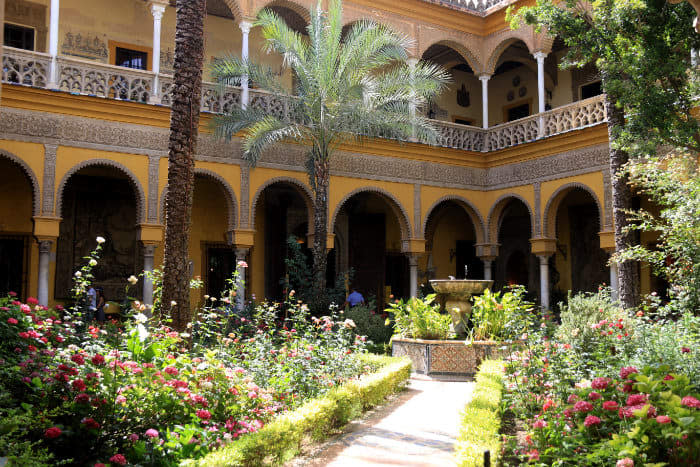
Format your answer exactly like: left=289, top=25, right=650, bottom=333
left=170, top=300, right=177, bottom=306
left=89, top=259, right=98, bottom=267
left=127, top=275, right=138, bottom=285
left=96, top=236, right=105, bottom=244
left=74, top=271, right=82, bottom=278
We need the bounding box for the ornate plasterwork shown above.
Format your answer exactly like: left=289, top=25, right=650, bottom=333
left=602, top=168, right=613, bottom=229
left=42, top=144, right=57, bottom=215
left=413, top=184, right=422, bottom=235
left=0, top=148, right=41, bottom=216
left=147, top=154, right=160, bottom=223
left=533, top=181, right=541, bottom=236
left=422, top=195, right=487, bottom=243
left=330, top=186, right=413, bottom=243
left=486, top=193, right=535, bottom=243
left=483, top=26, right=538, bottom=75
left=239, top=165, right=251, bottom=228
left=56, top=159, right=147, bottom=224
left=542, top=182, right=604, bottom=238
left=249, top=176, right=314, bottom=232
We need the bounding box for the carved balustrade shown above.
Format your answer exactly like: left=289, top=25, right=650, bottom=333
left=1, top=47, right=608, bottom=151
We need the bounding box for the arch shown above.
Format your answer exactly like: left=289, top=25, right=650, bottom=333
left=419, top=39, right=483, bottom=75
left=0, top=149, right=41, bottom=217
left=254, top=0, right=312, bottom=23
left=195, top=169, right=239, bottom=231
left=221, top=0, right=245, bottom=19
left=330, top=186, right=412, bottom=245
left=486, top=193, right=535, bottom=243
left=56, top=159, right=146, bottom=224
left=250, top=176, right=314, bottom=232
left=484, top=33, right=537, bottom=76
left=340, top=14, right=415, bottom=45
left=543, top=182, right=604, bottom=239
left=422, top=195, right=486, bottom=243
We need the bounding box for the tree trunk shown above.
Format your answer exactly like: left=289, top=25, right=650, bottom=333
left=312, top=156, right=329, bottom=297
left=604, top=94, right=640, bottom=309
left=162, top=0, right=206, bottom=331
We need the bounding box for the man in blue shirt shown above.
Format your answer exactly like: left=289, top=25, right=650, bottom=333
left=344, top=288, right=365, bottom=308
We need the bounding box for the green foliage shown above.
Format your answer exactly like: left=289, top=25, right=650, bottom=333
left=281, top=236, right=349, bottom=315
left=344, top=297, right=393, bottom=346
left=456, top=360, right=505, bottom=467
left=555, top=287, right=626, bottom=349
left=470, top=286, right=535, bottom=342
left=508, top=0, right=700, bottom=157
left=619, top=153, right=700, bottom=313
left=198, top=355, right=412, bottom=466
left=385, top=294, right=452, bottom=340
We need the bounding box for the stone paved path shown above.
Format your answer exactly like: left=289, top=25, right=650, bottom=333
left=291, top=374, right=475, bottom=467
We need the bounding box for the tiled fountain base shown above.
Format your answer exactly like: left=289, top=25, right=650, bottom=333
left=391, top=338, right=505, bottom=376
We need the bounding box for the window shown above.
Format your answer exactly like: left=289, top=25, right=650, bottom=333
left=507, top=103, right=530, bottom=122
left=580, top=81, right=602, bottom=100
left=4, top=23, right=35, bottom=51
left=115, top=47, right=148, bottom=70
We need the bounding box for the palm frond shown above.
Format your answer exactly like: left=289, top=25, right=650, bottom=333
left=212, top=106, right=271, bottom=140
left=211, top=55, right=289, bottom=96
left=256, top=8, right=310, bottom=75
left=242, top=117, right=304, bottom=165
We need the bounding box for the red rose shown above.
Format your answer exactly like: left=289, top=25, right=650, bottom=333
left=27, top=297, right=38, bottom=305
left=584, top=415, right=601, bottom=427
left=589, top=391, right=602, bottom=401
left=656, top=415, right=672, bottom=424
left=91, top=354, right=106, bottom=366
left=626, top=394, right=648, bottom=406
left=109, top=454, right=127, bottom=466
left=81, top=417, right=100, bottom=429
left=71, top=379, right=87, bottom=392
left=573, top=401, right=594, bottom=413
left=196, top=409, right=212, bottom=420
left=591, top=377, right=609, bottom=390
left=44, top=426, right=62, bottom=439
left=71, top=354, right=85, bottom=365
left=681, top=396, right=700, bottom=409
left=6, top=318, right=18, bottom=325
left=619, top=367, right=638, bottom=380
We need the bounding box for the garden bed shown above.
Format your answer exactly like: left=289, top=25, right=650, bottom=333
left=198, top=354, right=412, bottom=466
left=391, top=337, right=507, bottom=376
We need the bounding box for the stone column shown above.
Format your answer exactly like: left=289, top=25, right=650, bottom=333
left=610, top=261, right=619, bottom=301
left=534, top=51, right=547, bottom=137
left=48, top=0, right=60, bottom=89
left=482, top=259, right=493, bottom=281
left=538, top=254, right=551, bottom=310
left=239, top=21, right=253, bottom=108
left=38, top=240, right=53, bottom=307
left=479, top=74, right=491, bottom=129
left=476, top=244, right=499, bottom=281
left=142, top=243, right=157, bottom=306
left=407, top=253, right=419, bottom=298
left=235, top=247, right=250, bottom=309
left=148, top=2, right=167, bottom=104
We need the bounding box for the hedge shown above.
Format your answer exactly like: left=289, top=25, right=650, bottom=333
left=455, top=359, right=505, bottom=467
left=196, top=354, right=412, bottom=466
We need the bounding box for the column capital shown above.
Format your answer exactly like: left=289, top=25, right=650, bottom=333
left=33, top=216, right=62, bottom=239
left=138, top=223, right=164, bottom=243
left=529, top=237, right=556, bottom=257
left=598, top=230, right=615, bottom=251
left=232, top=228, right=255, bottom=248
left=475, top=242, right=499, bottom=259
left=38, top=239, right=54, bottom=254
left=239, top=20, right=254, bottom=34
left=141, top=242, right=158, bottom=257
left=478, top=73, right=492, bottom=82
left=533, top=51, right=548, bottom=62
left=148, top=1, right=167, bottom=18
left=235, top=246, right=250, bottom=257
left=405, top=252, right=421, bottom=267
left=401, top=238, right=425, bottom=254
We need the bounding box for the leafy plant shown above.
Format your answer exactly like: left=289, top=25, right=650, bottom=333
left=470, top=286, right=535, bottom=342
left=344, top=297, right=393, bottom=348
left=385, top=294, right=452, bottom=340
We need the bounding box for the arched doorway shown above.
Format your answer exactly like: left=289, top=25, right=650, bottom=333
left=56, top=164, right=142, bottom=301
left=333, top=190, right=410, bottom=308
left=0, top=156, right=37, bottom=299
left=252, top=180, right=312, bottom=301
left=549, top=187, right=607, bottom=294
left=424, top=200, right=484, bottom=282
left=492, top=198, right=537, bottom=292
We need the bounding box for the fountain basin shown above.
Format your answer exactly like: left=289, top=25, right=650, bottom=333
left=391, top=338, right=507, bottom=376
left=429, top=279, right=493, bottom=338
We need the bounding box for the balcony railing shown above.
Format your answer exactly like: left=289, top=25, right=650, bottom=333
left=1, top=47, right=607, bottom=152
left=422, top=0, right=510, bottom=14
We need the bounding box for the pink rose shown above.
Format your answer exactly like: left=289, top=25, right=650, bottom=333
left=145, top=428, right=159, bottom=438
left=6, top=318, right=18, bottom=325
left=584, top=415, right=601, bottom=427
left=573, top=401, right=594, bottom=413
left=626, top=394, right=648, bottom=406
left=616, top=458, right=634, bottom=467
left=620, top=367, right=638, bottom=380
left=603, top=400, right=619, bottom=411
left=164, top=366, right=179, bottom=376
left=591, top=377, right=609, bottom=390
left=589, top=391, right=602, bottom=401
left=109, top=454, right=127, bottom=466
left=532, top=419, right=547, bottom=429
left=681, top=396, right=700, bottom=409
left=567, top=394, right=579, bottom=404
left=27, top=297, right=38, bottom=305
left=196, top=409, right=212, bottom=420
left=656, top=415, right=672, bottom=424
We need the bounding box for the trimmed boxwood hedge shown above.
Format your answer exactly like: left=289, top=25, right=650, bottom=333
left=196, top=354, right=412, bottom=466
left=455, top=359, right=505, bottom=467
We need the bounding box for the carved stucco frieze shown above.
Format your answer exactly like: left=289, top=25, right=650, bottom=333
left=533, top=181, right=541, bottom=237
left=147, top=154, right=160, bottom=223
left=42, top=144, right=57, bottom=215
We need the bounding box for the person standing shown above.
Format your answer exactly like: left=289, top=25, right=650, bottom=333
left=87, top=286, right=97, bottom=321
left=344, top=288, right=365, bottom=308
left=95, top=287, right=106, bottom=323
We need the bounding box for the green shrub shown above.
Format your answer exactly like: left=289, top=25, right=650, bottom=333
left=385, top=294, right=452, bottom=340
left=455, top=360, right=504, bottom=467
left=344, top=298, right=393, bottom=346
left=198, top=355, right=412, bottom=466
left=470, top=286, right=535, bottom=342
left=555, top=287, right=626, bottom=349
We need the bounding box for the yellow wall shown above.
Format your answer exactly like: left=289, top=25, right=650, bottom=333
left=427, top=204, right=476, bottom=278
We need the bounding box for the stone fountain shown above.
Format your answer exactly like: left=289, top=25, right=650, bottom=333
left=430, top=267, right=493, bottom=338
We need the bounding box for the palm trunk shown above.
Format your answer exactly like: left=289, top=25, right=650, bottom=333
left=162, top=0, right=206, bottom=331
left=604, top=93, right=640, bottom=309
left=312, top=156, right=329, bottom=297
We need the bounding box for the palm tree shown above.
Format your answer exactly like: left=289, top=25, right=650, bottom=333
left=213, top=0, right=449, bottom=296
left=161, top=0, right=207, bottom=331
